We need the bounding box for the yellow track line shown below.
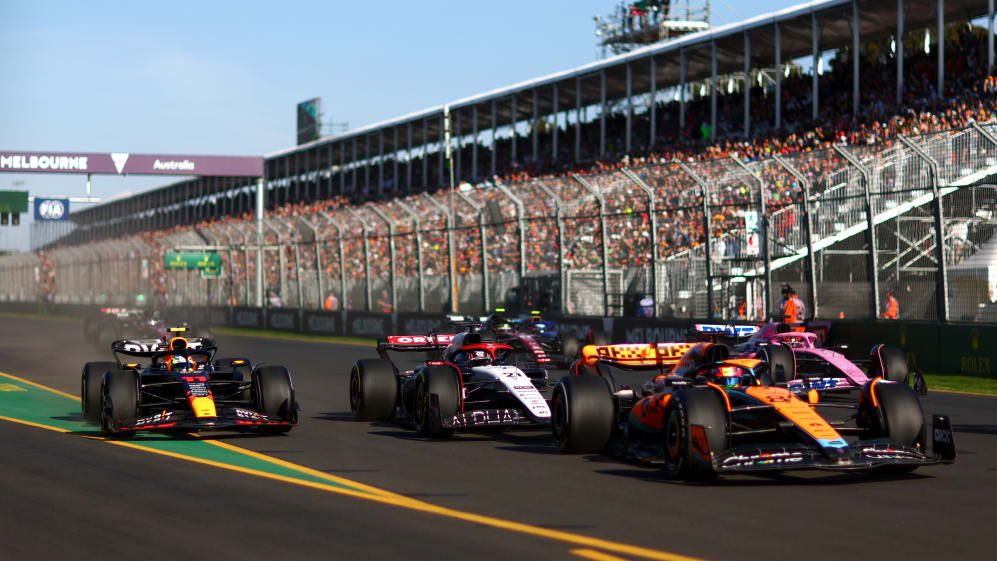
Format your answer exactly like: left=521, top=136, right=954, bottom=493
left=572, top=549, right=637, bottom=561
left=0, top=373, right=707, bottom=561
left=0, top=370, right=81, bottom=401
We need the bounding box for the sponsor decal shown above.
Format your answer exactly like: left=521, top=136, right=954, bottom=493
left=787, top=377, right=849, bottom=391
left=694, top=324, right=759, bottom=337
left=186, top=381, right=210, bottom=396
left=235, top=310, right=260, bottom=327
left=135, top=411, right=173, bottom=426
left=450, top=409, right=525, bottom=427
left=152, top=159, right=195, bottom=171
left=35, top=198, right=68, bottom=220
left=722, top=451, right=806, bottom=467
left=933, top=427, right=952, bottom=444
left=387, top=334, right=455, bottom=345
left=960, top=355, right=990, bottom=375
left=269, top=311, right=295, bottom=330
left=352, top=317, right=385, bottom=336
left=0, top=154, right=89, bottom=171
left=235, top=408, right=264, bottom=420
left=306, top=314, right=337, bottom=333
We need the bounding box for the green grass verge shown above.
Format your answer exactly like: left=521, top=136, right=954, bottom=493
left=922, top=372, right=997, bottom=395
left=212, top=325, right=376, bottom=347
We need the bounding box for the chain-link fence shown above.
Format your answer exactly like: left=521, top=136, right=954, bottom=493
left=3, top=122, right=997, bottom=322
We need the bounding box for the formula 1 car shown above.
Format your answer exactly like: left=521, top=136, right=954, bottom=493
left=692, top=322, right=927, bottom=396
left=83, top=307, right=211, bottom=354
left=80, top=328, right=296, bottom=436
left=478, top=310, right=608, bottom=368
left=551, top=340, right=955, bottom=479
left=348, top=323, right=552, bottom=437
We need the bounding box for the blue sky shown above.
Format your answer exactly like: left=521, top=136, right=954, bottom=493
left=0, top=0, right=798, bottom=249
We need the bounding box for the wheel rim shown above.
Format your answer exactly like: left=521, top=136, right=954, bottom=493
left=552, top=391, right=567, bottom=439
left=349, top=372, right=360, bottom=413
left=664, top=409, right=681, bottom=460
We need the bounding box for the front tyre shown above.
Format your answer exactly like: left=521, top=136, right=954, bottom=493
left=551, top=375, right=614, bottom=454
left=82, top=361, right=117, bottom=422
left=349, top=359, right=398, bottom=421
left=253, top=365, right=297, bottom=432
left=414, top=366, right=461, bottom=438
left=100, top=369, right=139, bottom=437
left=662, top=388, right=728, bottom=480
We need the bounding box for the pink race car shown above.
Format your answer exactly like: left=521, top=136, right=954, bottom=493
left=694, top=323, right=927, bottom=396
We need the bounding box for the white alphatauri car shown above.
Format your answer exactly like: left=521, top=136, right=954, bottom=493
left=348, top=324, right=552, bottom=437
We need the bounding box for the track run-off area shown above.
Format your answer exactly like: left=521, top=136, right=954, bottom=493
left=1, top=315, right=994, bottom=561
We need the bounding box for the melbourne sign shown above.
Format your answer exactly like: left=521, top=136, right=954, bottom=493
left=0, top=151, right=263, bottom=177
left=163, top=252, right=221, bottom=271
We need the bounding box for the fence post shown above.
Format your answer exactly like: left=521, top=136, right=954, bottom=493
left=533, top=181, right=565, bottom=314
left=367, top=203, right=397, bottom=313
left=621, top=167, right=658, bottom=318
left=730, top=156, right=771, bottom=320
left=394, top=200, right=424, bottom=312
left=422, top=193, right=456, bottom=313
left=773, top=155, right=818, bottom=319
left=833, top=145, right=880, bottom=318
left=345, top=207, right=372, bottom=312
left=899, top=136, right=949, bottom=322
left=495, top=181, right=527, bottom=288
left=674, top=160, right=713, bottom=318
left=571, top=174, right=611, bottom=316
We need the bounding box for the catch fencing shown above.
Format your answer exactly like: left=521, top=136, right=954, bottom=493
left=2, top=122, right=997, bottom=323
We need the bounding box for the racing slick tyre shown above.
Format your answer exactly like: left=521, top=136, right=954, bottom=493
left=100, top=369, right=139, bottom=437
left=859, top=381, right=926, bottom=447
left=82, top=361, right=117, bottom=422
left=661, top=388, right=729, bottom=480
left=551, top=375, right=614, bottom=454
left=349, top=359, right=398, bottom=421
left=870, top=345, right=909, bottom=384
left=559, top=334, right=580, bottom=364
left=759, top=344, right=795, bottom=386
left=253, top=365, right=297, bottom=433
left=213, top=357, right=252, bottom=403
left=414, top=366, right=461, bottom=438
left=587, top=330, right=610, bottom=347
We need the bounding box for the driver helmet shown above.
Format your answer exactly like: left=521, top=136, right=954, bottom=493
left=167, top=354, right=196, bottom=372
left=454, top=348, right=493, bottom=367
left=707, top=365, right=742, bottom=389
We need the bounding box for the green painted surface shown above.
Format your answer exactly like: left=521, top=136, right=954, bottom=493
left=0, top=372, right=373, bottom=493
left=163, top=252, right=221, bottom=270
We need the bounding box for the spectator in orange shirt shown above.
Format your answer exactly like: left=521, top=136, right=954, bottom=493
left=881, top=289, right=899, bottom=319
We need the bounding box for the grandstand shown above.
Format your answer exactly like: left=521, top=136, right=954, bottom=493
left=2, top=0, right=996, bottom=323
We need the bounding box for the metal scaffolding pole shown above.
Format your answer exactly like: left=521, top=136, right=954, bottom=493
left=575, top=76, right=582, bottom=161
left=255, top=176, right=264, bottom=308
left=731, top=156, right=771, bottom=319
left=472, top=105, right=479, bottom=182
left=406, top=122, right=413, bottom=191
left=680, top=49, right=687, bottom=129
left=534, top=181, right=565, bottom=313
left=599, top=70, right=606, bottom=158
left=491, top=99, right=498, bottom=178
left=744, top=31, right=751, bottom=137
left=552, top=82, right=559, bottom=160
left=897, top=0, right=904, bottom=105
left=990, top=0, right=994, bottom=74
left=510, top=94, right=518, bottom=163
left=532, top=88, right=539, bottom=162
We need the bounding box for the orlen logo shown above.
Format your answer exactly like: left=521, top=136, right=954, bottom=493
left=388, top=334, right=455, bottom=345
left=38, top=199, right=66, bottom=219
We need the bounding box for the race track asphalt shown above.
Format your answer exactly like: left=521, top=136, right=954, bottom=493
left=1, top=315, right=994, bottom=561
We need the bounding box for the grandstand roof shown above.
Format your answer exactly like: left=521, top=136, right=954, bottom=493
left=268, top=0, right=988, bottom=158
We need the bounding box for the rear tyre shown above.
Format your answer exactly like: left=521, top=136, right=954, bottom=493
left=661, top=389, right=728, bottom=480
left=100, top=369, right=139, bottom=437
left=349, top=359, right=398, bottom=421
left=551, top=375, right=614, bottom=453
left=588, top=330, right=610, bottom=347
left=559, top=335, right=580, bottom=365
left=871, top=345, right=909, bottom=383
left=82, top=361, right=117, bottom=422
left=253, top=365, right=297, bottom=432
left=759, top=344, right=795, bottom=386
left=414, top=366, right=461, bottom=438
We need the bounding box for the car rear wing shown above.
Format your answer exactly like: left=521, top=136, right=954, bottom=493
left=377, top=334, right=456, bottom=357
left=692, top=324, right=759, bottom=338
left=580, top=342, right=698, bottom=370
left=111, top=337, right=217, bottom=357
